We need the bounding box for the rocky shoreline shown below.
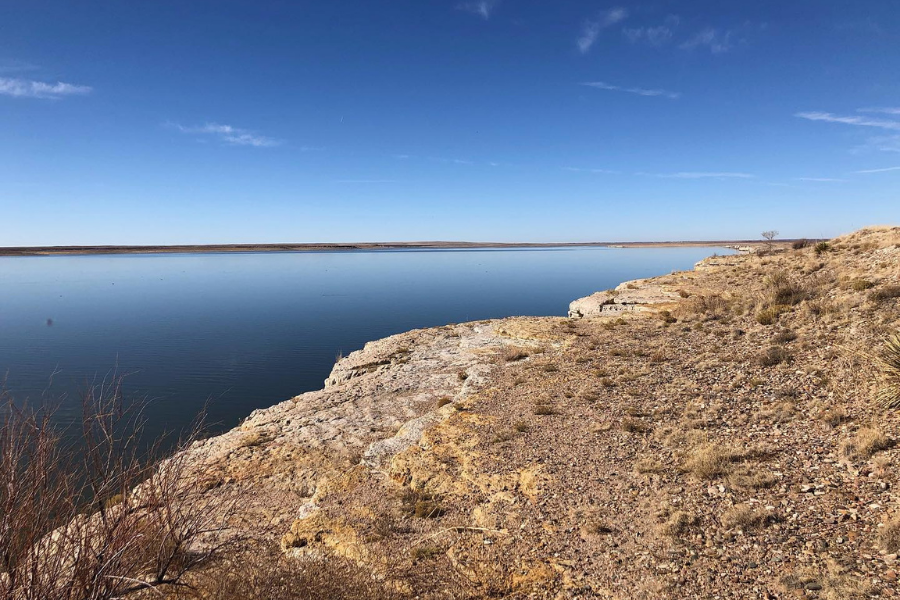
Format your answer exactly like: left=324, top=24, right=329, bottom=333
left=174, top=227, right=900, bottom=599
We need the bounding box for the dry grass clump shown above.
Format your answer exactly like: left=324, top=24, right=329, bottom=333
left=850, top=278, right=875, bottom=291
left=414, top=499, right=446, bottom=519
left=773, top=329, right=797, bottom=344
left=878, top=518, right=900, bottom=554
left=684, top=294, right=730, bottom=320
left=765, top=270, right=811, bottom=306
left=658, top=510, right=700, bottom=538
left=657, top=310, right=677, bottom=324
left=814, top=241, right=831, bottom=255
left=869, top=285, right=900, bottom=304
left=729, top=468, right=778, bottom=490
left=756, top=306, right=784, bottom=325
left=839, top=427, right=891, bottom=460
left=817, top=406, right=848, bottom=427
left=877, top=333, right=900, bottom=409
left=621, top=418, right=650, bottom=434
left=757, top=346, right=792, bottom=367
left=184, top=550, right=404, bottom=600
left=804, top=298, right=838, bottom=319
left=411, top=545, right=444, bottom=561
left=503, top=347, right=531, bottom=362
left=401, top=490, right=446, bottom=519
left=683, top=443, right=747, bottom=479
left=635, top=458, right=665, bottom=474
left=586, top=520, right=615, bottom=535
left=755, top=270, right=812, bottom=325
left=720, top=504, right=772, bottom=531
left=533, top=403, right=558, bottom=416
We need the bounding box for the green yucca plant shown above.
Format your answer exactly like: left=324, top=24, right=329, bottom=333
left=878, top=333, right=900, bottom=409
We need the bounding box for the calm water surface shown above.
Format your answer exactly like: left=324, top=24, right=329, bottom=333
left=0, top=247, right=728, bottom=439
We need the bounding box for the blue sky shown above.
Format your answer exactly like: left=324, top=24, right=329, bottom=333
left=1, top=0, right=899, bottom=244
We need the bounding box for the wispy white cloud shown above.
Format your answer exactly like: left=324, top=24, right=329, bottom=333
left=0, top=77, right=91, bottom=99
left=679, top=28, right=733, bottom=54
left=856, top=166, right=900, bottom=174
left=858, top=135, right=900, bottom=153
left=858, top=107, right=900, bottom=116
left=427, top=156, right=474, bottom=165
left=581, top=81, right=680, bottom=100
left=641, top=171, right=754, bottom=179
left=794, top=177, right=848, bottom=182
left=795, top=111, right=900, bottom=131
left=457, top=0, right=499, bottom=20
left=623, top=16, right=679, bottom=46
left=393, top=154, right=512, bottom=167
left=563, top=166, right=619, bottom=174
left=577, top=8, right=628, bottom=54
left=0, top=59, right=39, bottom=74
left=169, top=122, right=280, bottom=147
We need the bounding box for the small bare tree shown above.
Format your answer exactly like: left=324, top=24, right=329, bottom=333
left=761, top=230, right=779, bottom=254
left=0, top=376, right=230, bottom=600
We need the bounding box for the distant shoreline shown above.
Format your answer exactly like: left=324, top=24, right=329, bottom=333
left=0, top=239, right=789, bottom=257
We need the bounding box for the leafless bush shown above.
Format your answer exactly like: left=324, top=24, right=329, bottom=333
left=0, top=377, right=229, bottom=600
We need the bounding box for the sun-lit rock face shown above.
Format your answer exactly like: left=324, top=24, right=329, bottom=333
left=568, top=286, right=679, bottom=318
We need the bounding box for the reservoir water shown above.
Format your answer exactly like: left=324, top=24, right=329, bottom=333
left=0, top=246, right=729, bottom=439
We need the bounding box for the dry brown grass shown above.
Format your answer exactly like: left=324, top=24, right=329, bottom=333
left=839, top=427, right=891, bottom=460
left=728, top=468, right=778, bottom=490
left=773, top=329, right=797, bottom=344
left=869, top=285, right=900, bottom=304
left=849, top=278, right=875, bottom=291
left=756, top=306, right=786, bottom=325
left=817, top=406, right=848, bottom=427
left=683, top=294, right=731, bottom=320
left=878, top=518, right=900, bottom=554
left=621, top=418, right=650, bottom=434
left=683, top=443, right=747, bottom=479
left=758, top=346, right=792, bottom=367
left=658, top=510, right=699, bottom=538
left=720, top=504, right=772, bottom=531
left=503, top=347, right=531, bottom=362
left=634, top=458, right=665, bottom=474
left=765, top=270, right=811, bottom=306
left=176, top=549, right=405, bottom=600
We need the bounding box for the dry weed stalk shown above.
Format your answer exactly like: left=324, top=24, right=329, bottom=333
left=0, top=376, right=231, bottom=600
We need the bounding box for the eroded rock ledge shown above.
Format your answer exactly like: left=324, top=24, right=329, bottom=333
left=180, top=318, right=553, bottom=540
